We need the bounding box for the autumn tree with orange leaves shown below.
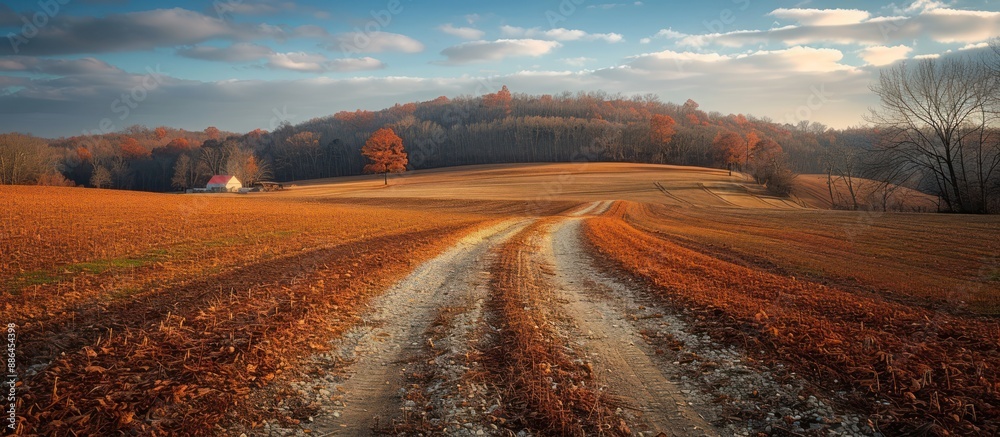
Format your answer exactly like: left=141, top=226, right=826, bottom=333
left=649, top=114, right=676, bottom=161
left=712, top=131, right=743, bottom=176
left=204, top=126, right=221, bottom=140
left=362, top=127, right=408, bottom=185
left=120, top=137, right=150, bottom=160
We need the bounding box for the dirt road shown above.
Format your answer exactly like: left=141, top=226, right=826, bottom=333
left=262, top=201, right=859, bottom=436
left=304, top=219, right=531, bottom=435
left=541, top=216, right=715, bottom=436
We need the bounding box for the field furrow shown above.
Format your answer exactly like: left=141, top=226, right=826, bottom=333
left=584, top=201, right=1000, bottom=435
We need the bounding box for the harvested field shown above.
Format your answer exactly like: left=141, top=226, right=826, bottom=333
left=584, top=201, right=1000, bottom=435
left=5, top=163, right=996, bottom=437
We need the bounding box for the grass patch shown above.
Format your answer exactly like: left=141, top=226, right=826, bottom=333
left=5, top=249, right=169, bottom=294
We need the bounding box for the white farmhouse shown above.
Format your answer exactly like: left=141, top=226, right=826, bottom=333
left=205, top=175, right=242, bottom=192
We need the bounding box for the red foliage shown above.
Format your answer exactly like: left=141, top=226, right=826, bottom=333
left=75, top=146, right=92, bottom=163
left=483, top=85, right=513, bottom=114
left=154, top=138, right=192, bottom=156
left=247, top=128, right=267, bottom=138
left=120, top=137, right=150, bottom=160
left=361, top=127, right=408, bottom=181
left=204, top=126, right=220, bottom=140
left=712, top=131, right=744, bottom=167
left=650, top=114, right=676, bottom=146
left=334, top=110, right=376, bottom=129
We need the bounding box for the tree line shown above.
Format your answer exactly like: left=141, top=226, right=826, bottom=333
left=2, top=44, right=999, bottom=212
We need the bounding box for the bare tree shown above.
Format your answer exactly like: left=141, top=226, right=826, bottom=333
left=198, top=142, right=230, bottom=176
left=90, top=165, right=112, bottom=188
left=225, top=146, right=272, bottom=186
left=867, top=57, right=1000, bottom=213
left=822, top=140, right=870, bottom=210
left=0, top=133, right=55, bottom=185
left=171, top=154, right=199, bottom=190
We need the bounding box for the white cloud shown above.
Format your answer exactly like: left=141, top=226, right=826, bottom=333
left=640, top=28, right=687, bottom=45
left=653, top=28, right=688, bottom=39
left=628, top=46, right=856, bottom=74
left=561, top=57, right=596, bottom=67
left=500, top=26, right=624, bottom=43
left=901, top=0, right=948, bottom=14
left=913, top=53, right=941, bottom=59
left=959, top=42, right=989, bottom=50
left=769, top=8, right=871, bottom=26
left=858, top=45, right=913, bottom=65
left=465, top=13, right=481, bottom=24
left=0, top=43, right=886, bottom=137
left=437, top=23, right=485, bottom=40
left=264, top=52, right=385, bottom=73
left=678, top=6, right=1000, bottom=48
left=438, top=39, right=562, bottom=64
left=329, top=32, right=425, bottom=54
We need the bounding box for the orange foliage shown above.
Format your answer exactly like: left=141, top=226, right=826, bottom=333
left=120, top=137, right=150, bottom=160
left=204, top=126, right=220, bottom=140
left=483, top=85, right=513, bottom=114
left=712, top=131, right=744, bottom=167
left=650, top=114, right=676, bottom=146
left=154, top=126, right=168, bottom=140
left=75, top=146, right=92, bottom=162
left=362, top=127, right=408, bottom=182
left=157, top=137, right=191, bottom=155
left=334, top=109, right=376, bottom=129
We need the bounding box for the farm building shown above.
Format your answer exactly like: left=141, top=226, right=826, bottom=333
left=205, top=175, right=242, bottom=192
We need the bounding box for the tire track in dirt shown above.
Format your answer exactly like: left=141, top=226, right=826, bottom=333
left=568, top=199, right=613, bottom=217
left=539, top=204, right=716, bottom=436
left=301, top=219, right=532, bottom=435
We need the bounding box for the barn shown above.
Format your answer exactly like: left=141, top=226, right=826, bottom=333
left=205, top=175, right=242, bottom=192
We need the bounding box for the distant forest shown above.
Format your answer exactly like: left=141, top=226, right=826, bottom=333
left=1, top=88, right=852, bottom=190
left=3, top=55, right=999, bottom=213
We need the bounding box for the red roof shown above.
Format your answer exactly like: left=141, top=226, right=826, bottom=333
left=207, top=175, right=236, bottom=185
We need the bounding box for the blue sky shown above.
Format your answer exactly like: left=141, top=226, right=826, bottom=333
left=0, top=0, right=998, bottom=137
